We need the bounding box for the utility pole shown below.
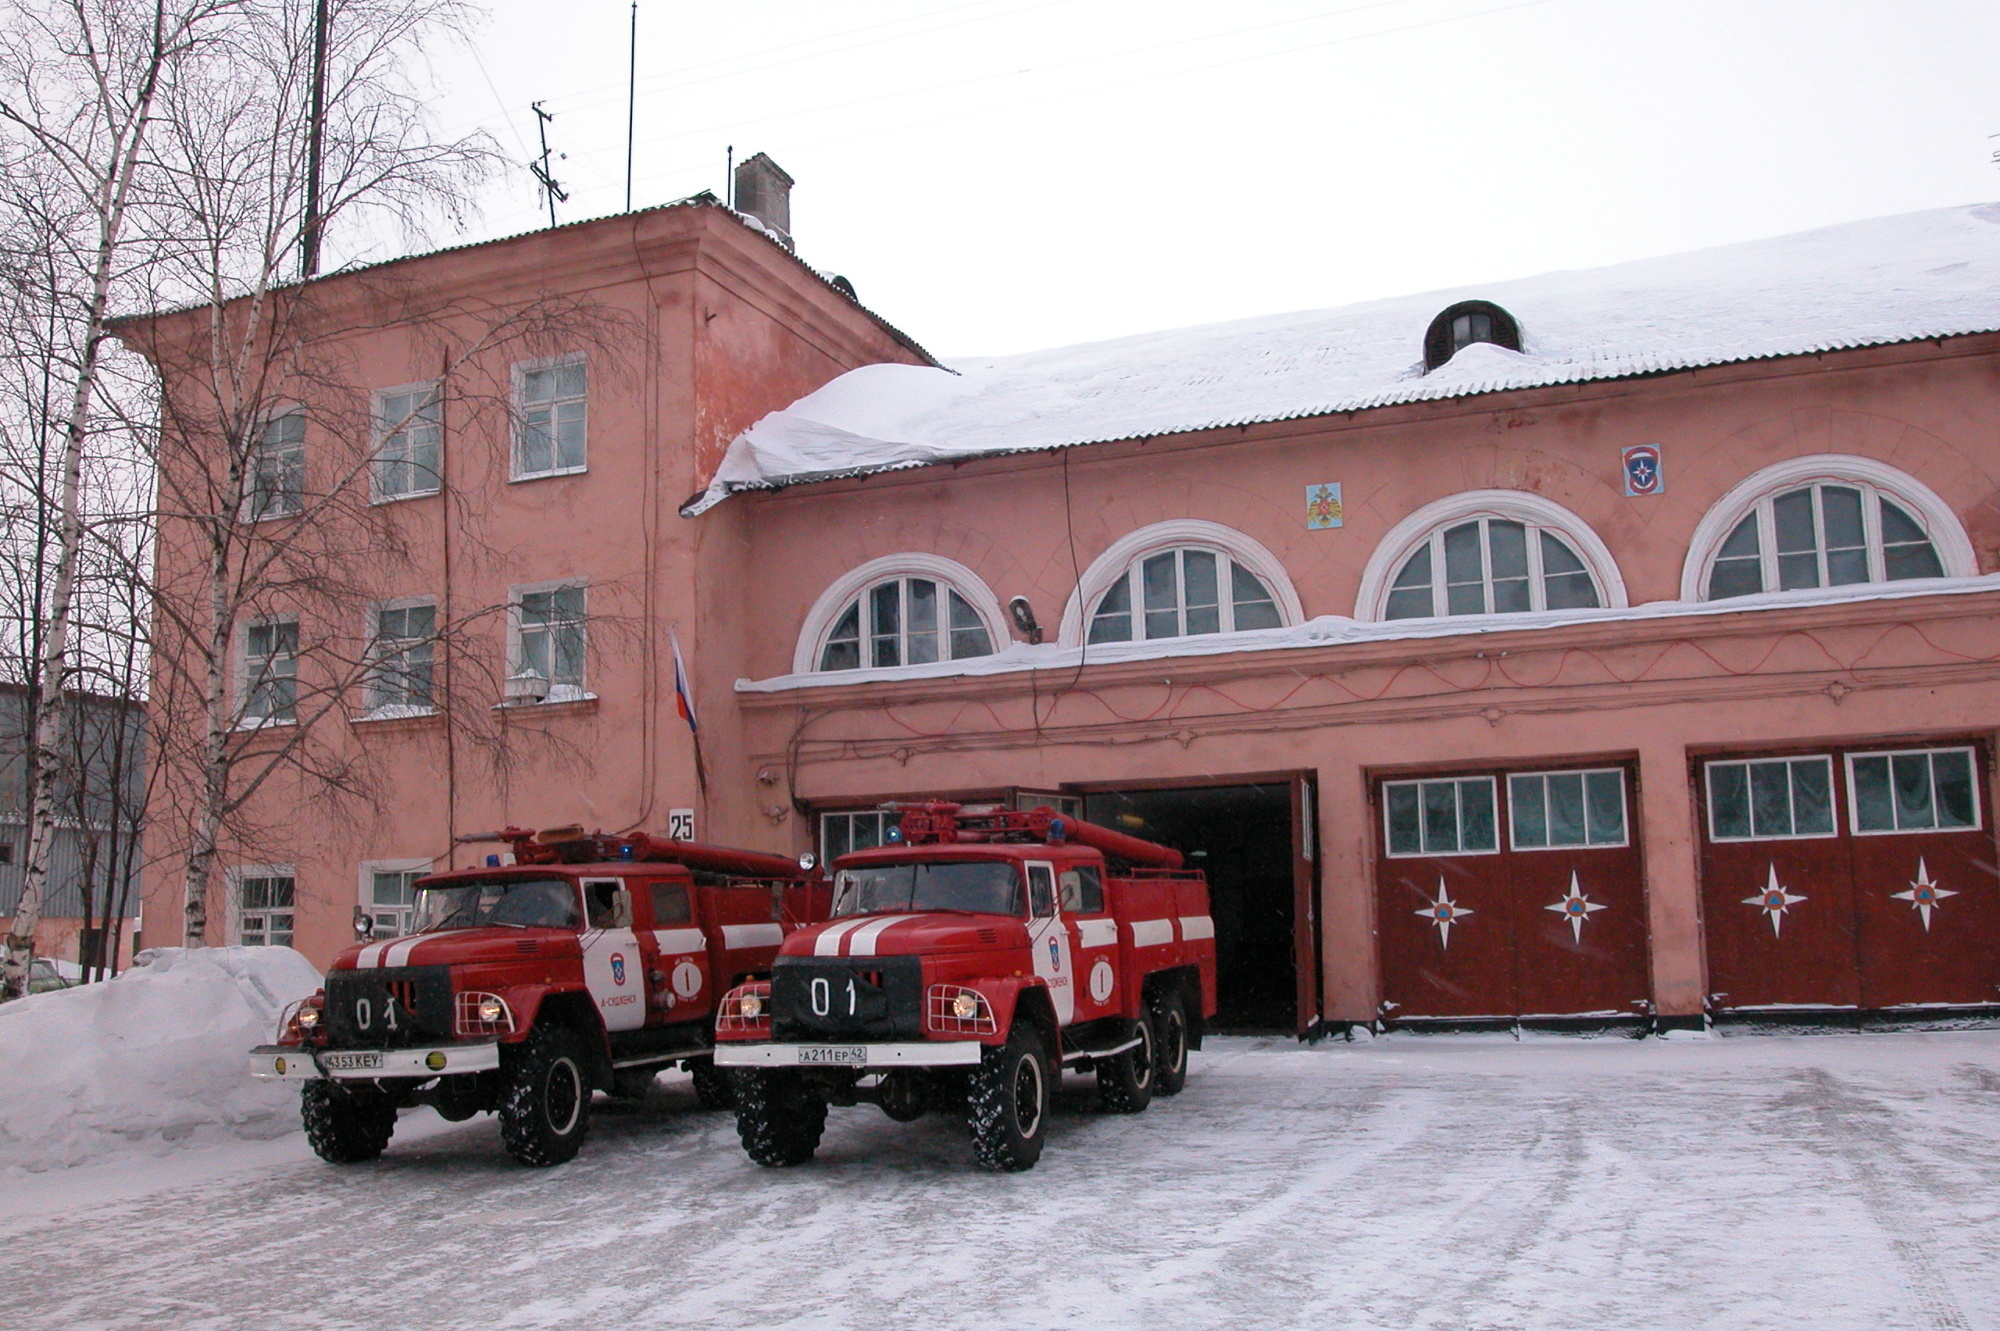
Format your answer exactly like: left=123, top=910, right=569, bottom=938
left=529, top=101, right=568, bottom=229
left=300, top=0, right=331, bottom=277
left=624, top=1, right=637, bottom=213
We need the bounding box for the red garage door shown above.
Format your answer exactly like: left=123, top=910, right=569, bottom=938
left=1698, top=740, right=2000, bottom=1012
left=1376, top=764, right=1650, bottom=1022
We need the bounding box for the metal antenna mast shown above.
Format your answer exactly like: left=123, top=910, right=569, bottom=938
left=300, top=0, right=331, bottom=277
left=624, top=1, right=637, bottom=212
left=529, top=101, right=568, bottom=229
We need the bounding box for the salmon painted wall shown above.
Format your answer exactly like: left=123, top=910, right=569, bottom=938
left=712, top=336, right=2000, bottom=1023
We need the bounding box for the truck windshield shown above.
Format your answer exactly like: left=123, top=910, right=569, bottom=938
left=830, top=861, right=1022, bottom=918
left=409, top=878, right=581, bottom=932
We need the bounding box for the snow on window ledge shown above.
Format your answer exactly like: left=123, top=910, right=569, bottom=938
left=351, top=704, right=439, bottom=724
left=232, top=715, right=297, bottom=732
left=736, top=573, right=2000, bottom=694
left=493, top=687, right=597, bottom=711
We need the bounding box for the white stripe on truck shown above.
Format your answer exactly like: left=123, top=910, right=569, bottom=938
left=845, top=916, right=912, bottom=957
left=1075, top=918, right=1118, bottom=949
left=653, top=928, right=705, bottom=953
left=1130, top=919, right=1174, bottom=948
left=722, top=923, right=784, bottom=950
left=813, top=919, right=865, bottom=956
left=1178, top=915, right=1216, bottom=941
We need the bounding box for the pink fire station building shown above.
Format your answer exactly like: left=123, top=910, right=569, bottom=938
left=132, top=170, right=2000, bottom=1035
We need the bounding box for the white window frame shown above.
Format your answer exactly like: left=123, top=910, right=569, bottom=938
left=1381, top=776, right=1502, bottom=859
left=510, top=354, right=588, bottom=481
left=242, top=407, right=305, bottom=522
left=1703, top=756, right=1841, bottom=843
left=794, top=553, right=1006, bottom=675
left=359, top=858, right=432, bottom=938
left=1681, top=455, right=1973, bottom=601
left=1058, top=520, right=1303, bottom=647
left=1844, top=746, right=1983, bottom=838
left=1357, top=491, right=1627, bottom=621
left=1506, top=767, right=1630, bottom=852
left=371, top=380, right=442, bottom=503
left=238, top=615, right=299, bottom=728
left=230, top=864, right=297, bottom=947
left=363, top=597, right=438, bottom=717
left=508, top=579, right=589, bottom=703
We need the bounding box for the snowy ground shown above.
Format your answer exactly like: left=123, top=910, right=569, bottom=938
left=13, top=1029, right=2000, bottom=1331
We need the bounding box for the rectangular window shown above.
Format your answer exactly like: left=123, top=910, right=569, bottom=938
left=1706, top=757, right=1836, bottom=841
left=242, top=618, right=299, bottom=724
left=650, top=882, right=692, bottom=926
left=820, top=810, right=893, bottom=863
left=373, top=384, right=441, bottom=500
left=1510, top=769, right=1627, bottom=850
left=367, top=868, right=424, bottom=938
left=1383, top=777, right=1498, bottom=857
left=515, top=584, right=586, bottom=700
left=1849, top=748, right=1979, bottom=835
left=367, top=602, right=436, bottom=712
left=239, top=874, right=296, bottom=947
left=514, top=358, right=587, bottom=478
left=246, top=411, right=305, bottom=520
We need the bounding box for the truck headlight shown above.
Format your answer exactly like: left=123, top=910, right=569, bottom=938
left=296, top=1006, right=320, bottom=1028
left=477, top=996, right=505, bottom=1024
left=737, top=992, right=764, bottom=1019
left=951, top=991, right=980, bottom=1020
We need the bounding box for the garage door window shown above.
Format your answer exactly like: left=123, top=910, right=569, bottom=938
left=1509, top=770, right=1626, bottom=849
left=1848, top=748, right=1978, bottom=835
left=1384, top=777, right=1497, bottom=856
left=1706, top=757, right=1836, bottom=841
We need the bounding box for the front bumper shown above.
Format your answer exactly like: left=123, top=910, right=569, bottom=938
left=247, top=1041, right=503, bottom=1081
left=713, top=1040, right=984, bottom=1069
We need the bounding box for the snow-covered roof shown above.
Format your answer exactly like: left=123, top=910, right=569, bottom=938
left=686, top=203, right=2000, bottom=516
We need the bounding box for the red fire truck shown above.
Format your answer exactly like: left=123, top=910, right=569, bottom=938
left=249, top=825, right=818, bottom=1167
left=713, top=803, right=1218, bottom=1172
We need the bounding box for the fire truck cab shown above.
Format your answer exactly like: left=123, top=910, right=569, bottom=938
left=249, top=825, right=816, bottom=1167
left=714, top=803, right=1218, bottom=1172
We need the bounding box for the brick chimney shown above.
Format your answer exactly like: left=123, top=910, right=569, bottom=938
left=733, top=152, right=794, bottom=250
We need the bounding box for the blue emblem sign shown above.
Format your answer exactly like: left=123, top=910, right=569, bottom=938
left=610, top=953, right=627, bottom=986
left=1048, top=938, right=1061, bottom=969
left=1622, top=444, right=1663, bottom=497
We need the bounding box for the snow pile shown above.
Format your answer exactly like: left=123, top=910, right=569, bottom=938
left=0, top=946, right=320, bottom=1173
left=688, top=203, right=2000, bottom=513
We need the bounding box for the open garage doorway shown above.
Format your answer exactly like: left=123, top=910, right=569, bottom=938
left=1083, top=781, right=1311, bottom=1033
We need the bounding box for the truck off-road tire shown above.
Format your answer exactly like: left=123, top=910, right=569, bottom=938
left=1150, top=988, right=1190, bottom=1097
left=301, top=1081, right=397, bottom=1163
left=733, top=1069, right=826, bottom=1166
left=970, top=1023, right=1050, bottom=1172
left=1096, top=1013, right=1156, bottom=1114
left=499, top=1024, right=593, bottom=1167
left=690, top=1057, right=736, bottom=1111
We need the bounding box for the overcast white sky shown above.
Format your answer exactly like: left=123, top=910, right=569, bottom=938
left=400, top=0, right=2000, bottom=359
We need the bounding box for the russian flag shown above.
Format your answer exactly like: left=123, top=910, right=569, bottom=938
left=670, top=628, right=698, bottom=734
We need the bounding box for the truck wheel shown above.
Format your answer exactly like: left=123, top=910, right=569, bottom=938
left=1150, top=989, right=1190, bottom=1097
left=970, top=1023, right=1049, bottom=1172
left=499, top=1024, right=593, bottom=1167
left=301, top=1081, right=397, bottom=1163
left=690, top=1057, right=736, bottom=1111
left=733, top=1069, right=826, bottom=1167
left=1096, top=1013, right=1156, bottom=1114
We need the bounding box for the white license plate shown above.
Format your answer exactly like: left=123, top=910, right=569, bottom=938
left=796, top=1045, right=866, bottom=1065
left=323, top=1051, right=383, bottom=1071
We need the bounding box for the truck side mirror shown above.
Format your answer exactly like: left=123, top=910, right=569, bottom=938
left=612, top=888, right=633, bottom=929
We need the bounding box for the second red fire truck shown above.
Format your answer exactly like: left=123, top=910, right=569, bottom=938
left=714, top=803, right=1218, bottom=1172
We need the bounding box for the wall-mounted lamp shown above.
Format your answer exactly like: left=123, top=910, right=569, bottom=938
left=1007, top=595, right=1042, bottom=644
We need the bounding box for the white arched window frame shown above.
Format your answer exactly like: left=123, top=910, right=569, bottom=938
left=1681, top=456, right=1974, bottom=602
left=795, top=554, right=1007, bottom=675
left=1355, top=491, right=1628, bottom=621
left=1058, top=520, right=1304, bottom=647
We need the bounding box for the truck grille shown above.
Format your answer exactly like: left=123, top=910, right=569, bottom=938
left=772, top=955, right=923, bottom=1042
left=323, top=966, right=454, bottom=1047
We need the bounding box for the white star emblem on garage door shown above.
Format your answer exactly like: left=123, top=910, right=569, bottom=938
left=1416, top=879, right=1471, bottom=949
left=1743, top=863, right=1806, bottom=938
left=1544, top=871, right=1606, bottom=944
left=1890, top=857, right=1956, bottom=932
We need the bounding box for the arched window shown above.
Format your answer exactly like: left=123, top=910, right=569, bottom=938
left=819, top=576, right=993, bottom=670
left=1423, top=300, right=1522, bottom=372
left=1358, top=491, right=1626, bottom=622
left=1684, top=457, right=1973, bottom=602
left=1087, top=546, right=1283, bottom=644
left=797, top=554, right=1005, bottom=675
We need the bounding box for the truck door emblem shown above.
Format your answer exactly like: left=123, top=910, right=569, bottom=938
left=611, top=953, right=627, bottom=986
left=672, top=959, right=703, bottom=999
left=1048, top=938, right=1061, bottom=969
left=1089, top=959, right=1114, bottom=1002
